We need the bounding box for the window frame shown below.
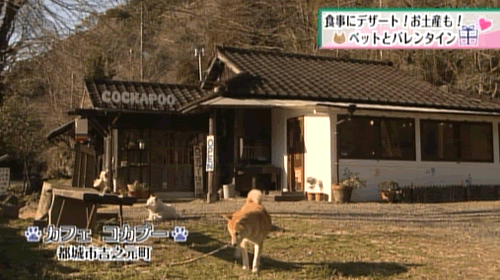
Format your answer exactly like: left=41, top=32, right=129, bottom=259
left=338, top=115, right=416, bottom=161
left=420, top=120, right=494, bottom=163
left=238, top=109, right=273, bottom=165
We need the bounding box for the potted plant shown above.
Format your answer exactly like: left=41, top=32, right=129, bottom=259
left=316, top=180, right=324, bottom=202
left=127, top=182, right=137, bottom=197
left=306, top=177, right=316, bottom=201
left=127, top=180, right=141, bottom=197
left=118, top=189, right=127, bottom=197
left=333, top=171, right=367, bottom=203
left=378, top=180, right=401, bottom=203
left=136, top=181, right=144, bottom=198
left=141, top=183, right=150, bottom=198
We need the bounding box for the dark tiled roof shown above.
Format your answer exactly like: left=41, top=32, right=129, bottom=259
left=213, top=46, right=500, bottom=113
left=85, top=79, right=210, bottom=113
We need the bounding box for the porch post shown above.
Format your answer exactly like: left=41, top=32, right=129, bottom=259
left=207, top=110, right=219, bottom=203
left=112, top=129, right=119, bottom=193
left=232, top=109, right=239, bottom=189
left=105, top=132, right=112, bottom=191
left=109, top=114, right=121, bottom=193
left=106, top=126, right=114, bottom=192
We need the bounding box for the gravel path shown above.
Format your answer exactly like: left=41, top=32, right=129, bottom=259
left=100, top=196, right=500, bottom=225
left=95, top=197, right=500, bottom=245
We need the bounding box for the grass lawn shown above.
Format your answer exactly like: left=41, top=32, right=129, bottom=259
left=2, top=202, right=500, bottom=280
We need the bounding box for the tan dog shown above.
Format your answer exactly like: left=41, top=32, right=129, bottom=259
left=223, top=189, right=272, bottom=273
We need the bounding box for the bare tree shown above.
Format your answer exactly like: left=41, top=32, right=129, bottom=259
left=0, top=0, right=119, bottom=79
left=0, top=93, right=45, bottom=194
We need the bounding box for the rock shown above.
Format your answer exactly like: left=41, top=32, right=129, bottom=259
left=0, top=199, right=19, bottom=219
left=1, top=194, right=19, bottom=206
left=35, top=182, right=53, bottom=220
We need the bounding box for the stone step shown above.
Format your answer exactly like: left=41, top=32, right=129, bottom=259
left=279, top=192, right=306, bottom=197
left=274, top=195, right=305, bottom=202
left=274, top=191, right=305, bottom=201
left=136, top=197, right=197, bottom=203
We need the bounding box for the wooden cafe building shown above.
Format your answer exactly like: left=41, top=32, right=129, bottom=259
left=47, top=46, right=500, bottom=202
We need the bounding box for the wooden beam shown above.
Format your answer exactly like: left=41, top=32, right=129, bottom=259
left=82, top=152, right=88, bottom=188
left=88, top=118, right=107, bottom=137
left=72, top=144, right=81, bottom=187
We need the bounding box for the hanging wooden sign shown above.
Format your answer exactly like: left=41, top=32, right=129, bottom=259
left=193, top=145, right=204, bottom=197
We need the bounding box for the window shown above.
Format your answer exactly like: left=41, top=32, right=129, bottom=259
left=421, top=120, right=493, bottom=162
left=239, top=109, right=272, bottom=164
left=118, top=129, right=150, bottom=186
left=380, top=118, right=415, bottom=160
left=338, top=116, right=379, bottom=159
left=338, top=116, right=415, bottom=160
left=420, top=121, right=458, bottom=161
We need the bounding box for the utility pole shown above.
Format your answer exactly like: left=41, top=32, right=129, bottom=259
left=379, top=0, right=383, bottom=60
left=194, top=45, right=205, bottom=82
left=129, top=49, right=133, bottom=80
left=140, top=3, right=144, bottom=81
left=70, top=73, right=74, bottom=109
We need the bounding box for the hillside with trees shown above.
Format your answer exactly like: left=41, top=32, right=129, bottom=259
left=1, top=0, right=499, bottom=182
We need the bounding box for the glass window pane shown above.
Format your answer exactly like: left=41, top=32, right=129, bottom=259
left=118, top=130, right=128, bottom=152
left=141, top=151, right=149, bottom=165
left=142, top=167, right=150, bottom=187
left=129, top=151, right=141, bottom=166
left=129, top=167, right=141, bottom=184
left=460, top=123, right=493, bottom=162
left=128, top=129, right=140, bottom=149
left=421, top=121, right=458, bottom=161
left=380, top=119, right=415, bottom=160
left=339, top=116, right=378, bottom=159
left=239, top=109, right=272, bottom=163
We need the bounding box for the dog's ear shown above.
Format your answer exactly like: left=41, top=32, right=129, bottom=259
left=222, top=215, right=232, bottom=221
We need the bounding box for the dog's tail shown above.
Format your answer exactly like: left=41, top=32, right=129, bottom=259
left=246, top=189, right=263, bottom=205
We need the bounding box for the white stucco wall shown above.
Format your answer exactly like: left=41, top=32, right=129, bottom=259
left=272, top=105, right=500, bottom=202
left=330, top=107, right=500, bottom=202
left=272, top=107, right=319, bottom=193
left=339, top=159, right=500, bottom=201
left=304, top=115, right=332, bottom=200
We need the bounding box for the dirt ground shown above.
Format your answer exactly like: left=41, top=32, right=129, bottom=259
left=3, top=195, right=500, bottom=279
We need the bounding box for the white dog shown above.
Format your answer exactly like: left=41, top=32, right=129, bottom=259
left=145, top=194, right=180, bottom=221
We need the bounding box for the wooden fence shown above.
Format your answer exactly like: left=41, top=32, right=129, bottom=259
left=398, top=185, right=500, bottom=203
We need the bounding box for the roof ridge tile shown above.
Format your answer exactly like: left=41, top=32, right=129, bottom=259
left=216, top=45, right=394, bottom=67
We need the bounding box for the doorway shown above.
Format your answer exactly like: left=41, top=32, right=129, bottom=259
left=287, top=116, right=305, bottom=192
left=150, top=131, right=199, bottom=191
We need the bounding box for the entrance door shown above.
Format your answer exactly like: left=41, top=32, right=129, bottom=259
left=150, top=131, right=197, bottom=191
left=287, top=117, right=305, bottom=192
